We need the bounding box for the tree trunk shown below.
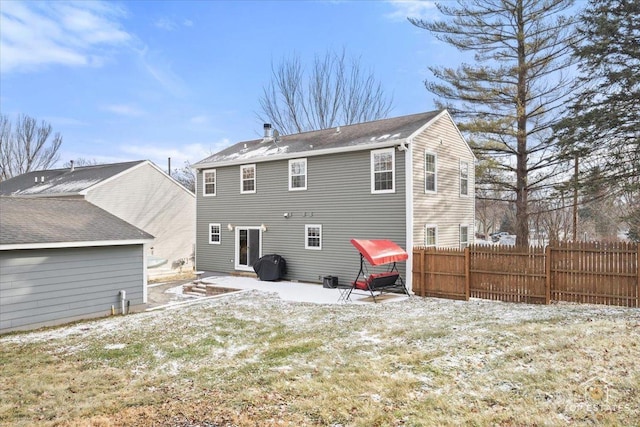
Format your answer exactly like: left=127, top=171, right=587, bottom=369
left=515, top=0, right=529, bottom=248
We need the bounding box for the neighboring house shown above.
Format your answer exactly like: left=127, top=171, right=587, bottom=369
left=192, top=110, right=475, bottom=289
left=0, top=197, right=153, bottom=333
left=0, top=160, right=195, bottom=272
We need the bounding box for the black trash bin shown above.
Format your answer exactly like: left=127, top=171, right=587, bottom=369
left=253, top=254, right=287, bottom=281
left=323, top=276, right=339, bottom=288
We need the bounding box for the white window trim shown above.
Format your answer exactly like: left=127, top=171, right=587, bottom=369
left=460, top=160, right=470, bottom=197
left=371, top=147, right=395, bottom=194
left=240, top=164, right=256, bottom=194
left=203, top=169, right=216, bottom=197
left=425, top=224, right=438, bottom=247
left=460, top=224, right=469, bottom=249
left=288, top=158, right=307, bottom=191
left=425, top=151, right=437, bottom=193
left=305, top=224, right=322, bottom=250
left=209, top=223, right=221, bottom=245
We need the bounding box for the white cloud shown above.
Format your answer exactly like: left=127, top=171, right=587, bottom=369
left=190, top=115, right=210, bottom=125
left=103, top=104, right=147, bottom=117
left=154, top=18, right=176, bottom=31
left=154, top=17, right=194, bottom=31
left=385, top=0, right=437, bottom=22
left=0, top=1, right=131, bottom=73
left=119, top=142, right=221, bottom=167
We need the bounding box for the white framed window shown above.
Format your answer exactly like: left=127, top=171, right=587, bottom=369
left=305, top=224, right=322, bottom=250
left=289, top=158, right=307, bottom=191
left=425, top=151, right=437, bottom=193
left=203, top=169, right=216, bottom=196
left=460, top=225, right=469, bottom=249
left=240, top=164, right=256, bottom=194
left=209, top=223, right=221, bottom=244
left=371, top=148, right=395, bottom=193
left=425, top=225, right=437, bottom=247
left=460, top=161, right=469, bottom=196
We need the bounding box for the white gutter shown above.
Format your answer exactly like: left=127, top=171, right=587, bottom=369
left=0, top=238, right=154, bottom=251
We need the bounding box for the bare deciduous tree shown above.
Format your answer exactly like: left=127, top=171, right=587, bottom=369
left=171, top=161, right=196, bottom=193
left=62, top=158, right=99, bottom=168
left=0, top=114, right=63, bottom=181
left=259, top=49, right=393, bottom=134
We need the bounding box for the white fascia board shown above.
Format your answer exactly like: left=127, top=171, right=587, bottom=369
left=406, top=109, right=476, bottom=161
left=193, top=139, right=407, bottom=169
left=0, top=239, right=154, bottom=251
left=81, top=161, right=195, bottom=198
left=143, top=160, right=196, bottom=198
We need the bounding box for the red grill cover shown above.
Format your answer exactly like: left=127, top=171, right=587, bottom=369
left=350, top=239, right=408, bottom=266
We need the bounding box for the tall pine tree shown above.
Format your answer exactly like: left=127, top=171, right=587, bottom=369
left=556, top=0, right=639, bottom=239
left=410, top=0, right=578, bottom=247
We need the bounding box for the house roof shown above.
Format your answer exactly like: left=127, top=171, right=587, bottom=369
left=0, top=160, right=146, bottom=197
left=194, top=110, right=443, bottom=168
left=0, top=197, right=154, bottom=250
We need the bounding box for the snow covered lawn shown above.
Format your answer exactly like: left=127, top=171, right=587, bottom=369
left=1, top=280, right=638, bottom=426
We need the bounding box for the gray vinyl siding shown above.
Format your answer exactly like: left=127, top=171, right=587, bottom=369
left=0, top=245, right=144, bottom=333
left=412, top=114, right=476, bottom=248
left=86, top=163, right=195, bottom=267
left=196, top=149, right=407, bottom=285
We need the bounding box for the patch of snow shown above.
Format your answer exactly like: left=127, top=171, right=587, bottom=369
left=104, top=343, right=126, bottom=350
left=20, top=178, right=102, bottom=195
left=164, top=285, right=184, bottom=295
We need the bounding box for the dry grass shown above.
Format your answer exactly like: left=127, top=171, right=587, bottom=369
left=1, top=291, right=639, bottom=426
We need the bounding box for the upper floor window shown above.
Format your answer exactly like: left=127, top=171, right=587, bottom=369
left=371, top=148, right=395, bottom=193
left=425, top=225, right=437, bottom=247
left=289, top=158, right=307, bottom=191
left=209, top=223, right=221, bottom=244
left=241, top=164, right=256, bottom=194
left=425, top=152, right=437, bottom=193
left=305, top=224, right=322, bottom=250
left=203, top=169, right=216, bottom=196
left=460, top=225, right=469, bottom=249
left=460, top=161, right=469, bottom=196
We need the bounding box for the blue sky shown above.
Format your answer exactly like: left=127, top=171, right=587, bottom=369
left=1, top=0, right=460, bottom=171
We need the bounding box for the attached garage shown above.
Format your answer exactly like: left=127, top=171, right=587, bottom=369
left=0, top=197, right=154, bottom=333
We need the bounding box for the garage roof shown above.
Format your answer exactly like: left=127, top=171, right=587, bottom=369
left=0, top=197, right=154, bottom=250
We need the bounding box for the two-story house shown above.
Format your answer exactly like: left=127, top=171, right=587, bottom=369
left=193, top=110, right=475, bottom=290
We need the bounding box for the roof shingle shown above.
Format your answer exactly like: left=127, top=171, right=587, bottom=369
left=0, top=197, right=153, bottom=247
left=0, top=160, right=145, bottom=196
left=194, top=111, right=442, bottom=167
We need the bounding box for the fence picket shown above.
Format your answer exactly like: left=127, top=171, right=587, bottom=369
left=412, top=241, right=638, bottom=307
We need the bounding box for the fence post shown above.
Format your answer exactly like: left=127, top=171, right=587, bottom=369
left=419, top=248, right=425, bottom=297
left=545, top=245, right=551, bottom=304
left=464, top=246, right=470, bottom=301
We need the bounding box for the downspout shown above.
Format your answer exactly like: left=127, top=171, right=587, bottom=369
left=401, top=138, right=414, bottom=294
left=142, top=243, right=149, bottom=304
left=120, top=290, right=127, bottom=315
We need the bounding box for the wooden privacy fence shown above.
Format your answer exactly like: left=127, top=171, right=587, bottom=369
left=412, top=241, right=639, bottom=307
